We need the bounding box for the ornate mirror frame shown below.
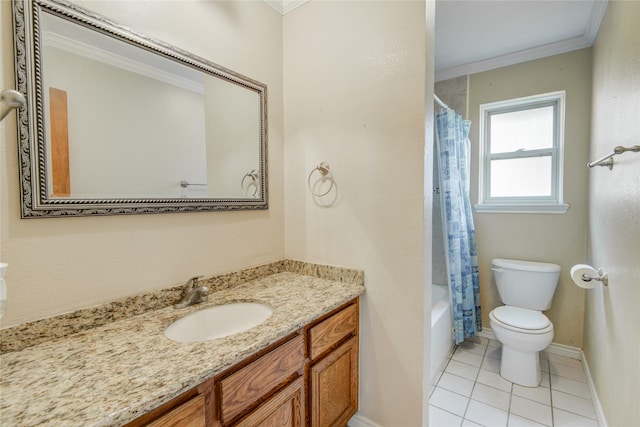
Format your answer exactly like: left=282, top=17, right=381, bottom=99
left=12, top=0, right=268, bottom=217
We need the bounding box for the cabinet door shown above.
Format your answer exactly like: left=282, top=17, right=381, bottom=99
left=310, top=337, right=358, bottom=427
left=234, top=377, right=305, bottom=427
left=146, top=394, right=206, bottom=427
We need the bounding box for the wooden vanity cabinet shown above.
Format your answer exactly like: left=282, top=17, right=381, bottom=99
left=129, top=298, right=359, bottom=427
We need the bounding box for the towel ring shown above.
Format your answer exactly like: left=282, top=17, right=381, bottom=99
left=241, top=169, right=259, bottom=198
left=308, top=162, right=335, bottom=197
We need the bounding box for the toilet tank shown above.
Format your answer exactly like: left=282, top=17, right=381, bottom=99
left=492, top=258, right=561, bottom=310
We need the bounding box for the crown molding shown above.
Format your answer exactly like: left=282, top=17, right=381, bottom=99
left=264, top=0, right=310, bottom=15
left=263, top=0, right=283, bottom=14
left=43, top=31, right=204, bottom=94
left=435, top=0, right=609, bottom=83
left=435, top=36, right=591, bottom=82
left=584, top=0, right=609, bottom=45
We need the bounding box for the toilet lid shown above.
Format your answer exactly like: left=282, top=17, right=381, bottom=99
left=492, top=306, right=551, bottom=330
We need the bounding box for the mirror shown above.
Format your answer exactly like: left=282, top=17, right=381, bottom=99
left=13, top=0, right=268, bottom=217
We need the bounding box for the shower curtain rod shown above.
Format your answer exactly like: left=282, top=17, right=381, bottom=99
left=434, top=94, right=449, bottom=109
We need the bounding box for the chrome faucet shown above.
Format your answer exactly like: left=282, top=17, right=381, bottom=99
left=174, top=276, right=209, bottom=309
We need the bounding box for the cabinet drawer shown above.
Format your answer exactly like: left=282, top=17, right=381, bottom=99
left=309, top=304, right=357, bottom=360
left=220, top=335, right=304, bottom=423
left=234, top=376, right=305, bottom=427
left=147, top=394, right=205, bottom=427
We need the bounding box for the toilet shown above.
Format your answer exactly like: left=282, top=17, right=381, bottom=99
left=489, top=258, right=561, bottom=387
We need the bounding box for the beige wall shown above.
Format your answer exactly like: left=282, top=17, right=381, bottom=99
left=283, top=1, right=429, bottom=425
left=468, top=49, right=592, bottom=347
left=0, top=0, right=285, bottom=326
left=585, top=1, right=640, bottom=425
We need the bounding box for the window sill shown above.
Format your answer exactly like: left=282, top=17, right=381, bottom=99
left=474, top=203, right=570, bottom=214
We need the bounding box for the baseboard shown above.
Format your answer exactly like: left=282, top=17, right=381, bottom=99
left=348, top=412, right=383, bottom=427
left=544, top=341, right=583, bottom=360
left=477, top=328, right=583, bottom=360
left=581, top=350, right=609, bottom=427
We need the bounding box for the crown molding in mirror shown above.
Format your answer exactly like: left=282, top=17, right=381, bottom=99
left=263, top=0, right=310, bottom=15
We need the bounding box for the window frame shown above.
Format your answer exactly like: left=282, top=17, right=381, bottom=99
left=476, top=91, right=569, bottom=214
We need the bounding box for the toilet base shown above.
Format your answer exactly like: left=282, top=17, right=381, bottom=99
left=500, top=345, right=541, bottom=387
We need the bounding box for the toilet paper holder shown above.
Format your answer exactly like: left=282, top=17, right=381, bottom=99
left=580, top=268, right=609, bottom=287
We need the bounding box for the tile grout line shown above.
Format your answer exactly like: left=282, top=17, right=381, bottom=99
left=464, top=341, right=508, bottom=426
left=463, top=344, right=484, bottom=423
left=547, top=367, right=556, bottom=427
left=463, top=342, right=479, bottom=422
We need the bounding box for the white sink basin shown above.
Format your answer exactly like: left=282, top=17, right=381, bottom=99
left=164, top=302, right=273, bottom=343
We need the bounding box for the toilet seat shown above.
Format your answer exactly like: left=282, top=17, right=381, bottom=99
left=490, top=306, right=552, bottom=334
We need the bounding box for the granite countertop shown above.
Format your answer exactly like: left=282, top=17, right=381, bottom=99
left=0, top=270, right=365, bottom=426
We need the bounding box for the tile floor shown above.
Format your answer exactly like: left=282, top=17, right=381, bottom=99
left=429, top=337, right=599, bottom=427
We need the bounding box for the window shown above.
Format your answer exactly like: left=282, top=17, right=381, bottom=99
left=476, top=91, right=568, bottom=214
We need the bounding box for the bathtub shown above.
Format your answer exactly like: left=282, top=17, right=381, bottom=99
left=430, top=283, right=454, bottom=390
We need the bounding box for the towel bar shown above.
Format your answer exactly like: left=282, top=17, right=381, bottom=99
left=588, top=145, right=640, bottom=170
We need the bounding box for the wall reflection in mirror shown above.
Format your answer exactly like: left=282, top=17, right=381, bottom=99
left=14, top=0, right=267, bottom=217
